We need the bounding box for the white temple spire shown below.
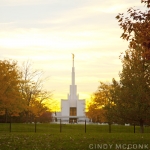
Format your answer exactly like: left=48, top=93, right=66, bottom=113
left=71, top=54, right=75, bottom=85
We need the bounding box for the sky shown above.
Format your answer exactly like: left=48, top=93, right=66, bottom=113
left=0, top=0, right=145, bottom=108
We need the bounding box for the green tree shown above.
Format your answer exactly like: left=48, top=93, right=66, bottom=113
left=114, top=49, right=150, bottom=133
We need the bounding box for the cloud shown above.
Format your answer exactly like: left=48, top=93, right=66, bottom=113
left=0, top=0, right=142, bottom=102
left=0, top=0, right=52, bottom=6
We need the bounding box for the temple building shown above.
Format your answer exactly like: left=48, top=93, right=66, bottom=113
left=54, top=54, right=86, bottom=123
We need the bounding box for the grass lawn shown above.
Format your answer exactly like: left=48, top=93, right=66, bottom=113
left=0, top=123, right=150, bottom=150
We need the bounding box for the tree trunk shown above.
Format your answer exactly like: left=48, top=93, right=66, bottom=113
left=140, top=120, right=144, bottom=133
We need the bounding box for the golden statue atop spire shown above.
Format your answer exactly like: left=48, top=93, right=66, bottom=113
left=72, top=53, right=75, bottom=67
left=72, top=53, right=74, bottom=60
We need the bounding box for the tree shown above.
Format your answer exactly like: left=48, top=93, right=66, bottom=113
left=19, top=61, right=52, bottom=122
left=38, top=111, right=52, bottom=123
left=116, top=0, right=150, bottom=59
left=87, top=99, right=106, bottom=123
left=114, top=48, right=150, bottom=133
left=87, top=82, right=116, bottom=125
left=0, top=60, right=25, bottom=122
left=29, top=91, right=52, bottom=118
left=115, top=0, right=150, bottom=133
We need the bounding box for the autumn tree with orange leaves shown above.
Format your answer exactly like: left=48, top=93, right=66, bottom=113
left=0, top=60, right=25, bottom=122
left=19, top=61, right=52, bottom=123
left=87, top=99, right=106, bottom=123
left=87, top=82, right=116, bottom=127
left=0, top=60, right=53, bottom=123
left=116, top=0, right=150, bottom=59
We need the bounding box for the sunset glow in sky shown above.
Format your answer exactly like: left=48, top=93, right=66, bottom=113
left=0, top=0, right=144, bottom=106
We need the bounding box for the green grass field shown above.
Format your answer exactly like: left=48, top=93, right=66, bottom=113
left=0, top=123, right=150, bottom=150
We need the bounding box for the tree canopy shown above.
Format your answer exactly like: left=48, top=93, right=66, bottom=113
left=88, top=0, right=150, bottom=133
left=0, top=60, right=53, bottom=123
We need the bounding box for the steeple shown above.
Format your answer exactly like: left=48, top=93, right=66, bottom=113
left=68, top=53, right=77, bottom=106
left=72, top=53, right=75, bottom=85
